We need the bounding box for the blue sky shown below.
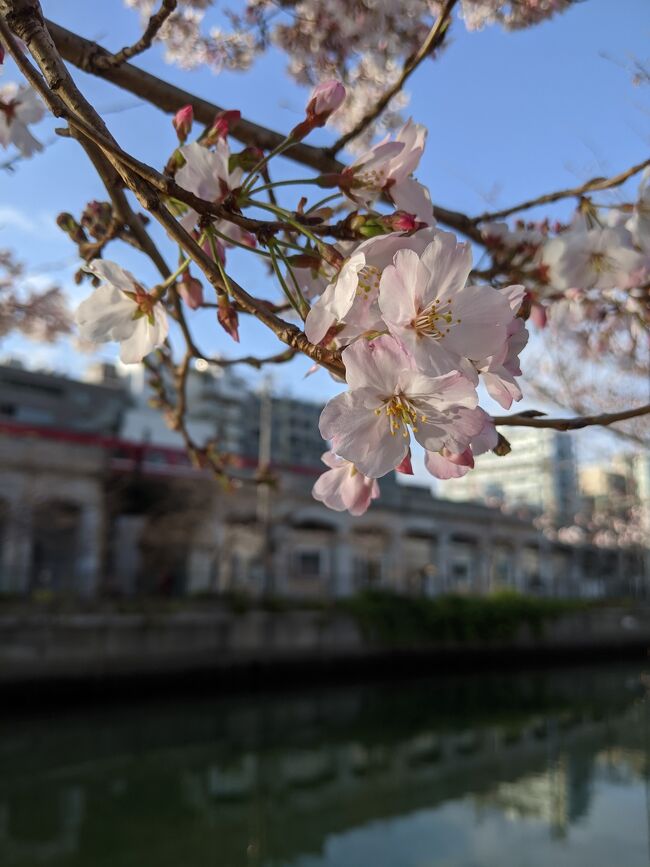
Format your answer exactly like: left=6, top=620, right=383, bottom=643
left=1, top=0, right=648, bottom=467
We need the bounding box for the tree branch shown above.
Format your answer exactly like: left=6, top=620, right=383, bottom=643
left=206, top=348, right=297, bottom=369
left=0, top=3, right=345, bottom=378
left=43, top=18, right=482, bottom=243
left=492, top=404, right=650, bottom=432
left=95, top=0, right=177, bottom=69
left=474, top=156, right=650, bottom=224
left=329, top=0, right=458, bottom=153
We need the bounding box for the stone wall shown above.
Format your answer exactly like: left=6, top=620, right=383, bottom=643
left=1, top=605, right=649, bottom=687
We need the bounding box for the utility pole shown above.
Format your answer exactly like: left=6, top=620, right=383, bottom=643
left=257, top=375, right=274, bottom=598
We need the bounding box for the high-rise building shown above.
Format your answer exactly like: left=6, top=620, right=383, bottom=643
left=115, top=361, right=251, bottom=457
left=441, top=427, right=578, bottom=523
left=242, top=391, right=325, bottom=469
left=578, top=456, right=638, bottom=520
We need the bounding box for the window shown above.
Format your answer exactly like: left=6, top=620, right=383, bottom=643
left=296, top=550, right=321, bottom=578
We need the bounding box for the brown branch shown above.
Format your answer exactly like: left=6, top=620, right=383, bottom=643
left=492, top=404, right=650, bottom=433
left=0, top=3, right=345, bottom=379
left=206, top=348, right=297, bottom=369
left=95, top=0, right=177, bottom=69
left=42, top=18, right=482, bottom=243
left=524, top=376, right=649, bottom=448
left=0, top=9, right=172, bottom=284
left=474, top=156, right=650, bottom=225
left=330, top=0, right=458, bottom=154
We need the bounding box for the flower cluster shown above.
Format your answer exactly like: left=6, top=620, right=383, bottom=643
left=123, top=0, right=576, bottom=145
left=0, top=249, right=71, bottom=342
left=67, top=80, right=529, bottom=514
left=75, top=260, right=169, bottom=364
left=480, top=173, right=650, bottom=370
left=312, top=227, right=527, bottom=512
left=460, top=0, right=574, bottom=31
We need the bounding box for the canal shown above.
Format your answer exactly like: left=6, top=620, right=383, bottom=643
left=0, top=663, right=648, bottom=865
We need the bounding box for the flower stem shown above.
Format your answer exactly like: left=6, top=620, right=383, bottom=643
left=249, top=199, right=322, bottom=245
left=268, top=241, right=303, bottom=319
left=247, top=177, right=323, bottom=196
left=271, top=241, right=310, bottom=320
left=305, top=192, right=343, bottom=214
left=241, top=137, right=297, bottom=194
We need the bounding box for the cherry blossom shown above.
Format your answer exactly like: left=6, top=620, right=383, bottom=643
left=305, top=227, right=436, bottom=347
left=0, top=82, right=44, bottom=157
left=471, top=284, right=528, bottom=409
left=319, top=334, right=483, bottom=478
left=461, top=0, right=574, bottom=31
left=479, top=317, right=528, bottom=408
left=540, top=225, right=643, bottom=291
left=75, top=260, right=169, bottom=363
left=378, top=231, right=517, bottom=376
left=425, top=447, right=474, bottom=480
left=312, top=451, right=380, bottom=515
left=425, top=410, right=498, bottom=479
left=123, top=1, right=575, bottom=143
left=175, top=139, right=244, bottom=238
left=124, top=1, right=257, bottom=73
left=341, top=119, right=433, bottom=221
left=0, top=249, right=71, bottom=342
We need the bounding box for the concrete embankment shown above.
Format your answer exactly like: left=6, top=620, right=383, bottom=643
left=1, top=604, right=649, bottom=700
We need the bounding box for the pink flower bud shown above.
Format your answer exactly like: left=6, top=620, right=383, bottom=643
left=213, top=109, right=240, bottom=139
left=290, top=80, right=346, bottom=141
left=172, top=105, right=193, bottom=143
left=307, top=80, right=346, bottom=123
left=203, top=109, right=241, bottom=146
left=217, top=294, right=240, bottom=343
left=386, top=211, right=426, bottom=233
left=178, top=273, right=204, bottom=310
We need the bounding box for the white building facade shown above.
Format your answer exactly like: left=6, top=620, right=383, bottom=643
left=441, top=428, right=578, bottom=523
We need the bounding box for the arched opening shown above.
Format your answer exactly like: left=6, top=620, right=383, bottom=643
left=30, top=501, right=81, bottom=594
left=492, top=540, right=516, bottom=590
left=352, top=527, right=389, bottom=590
left=449, top=534, right=479, bottom=592
left=285, top=517, right=338, bottom=597
left=403, top=530, right=437, bottom=596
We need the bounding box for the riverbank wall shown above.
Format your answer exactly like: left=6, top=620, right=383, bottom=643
left=1, top=601, right=649, bottom=701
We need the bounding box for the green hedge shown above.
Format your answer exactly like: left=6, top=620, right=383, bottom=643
left=339, top=590, right=583, bottom=645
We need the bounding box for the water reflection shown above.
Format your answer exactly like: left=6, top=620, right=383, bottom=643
left=0, top=666, right=648, bottom=866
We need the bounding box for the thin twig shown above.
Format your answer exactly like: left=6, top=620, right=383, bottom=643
left=330, top=0, right=458, bottom=153
left=0, top=12, right=333, bottom=370
left=474, top=156, right=650, bottom=225
left=492, top=404, right=650, bottom=432
left=95, top=0, right=177, bottom=69
left=206, top=348, right=297, bottom=369
left=43, top=18, right=482, bottom=243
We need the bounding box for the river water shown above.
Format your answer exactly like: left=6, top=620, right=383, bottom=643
left=0, top=664, right=648, bottom=866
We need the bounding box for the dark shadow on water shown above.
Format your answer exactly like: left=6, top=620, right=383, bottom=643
left=0, top=663, right=648, bottom=866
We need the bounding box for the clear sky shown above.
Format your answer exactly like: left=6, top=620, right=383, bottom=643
left=1, top=0, right=648, bottom=472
